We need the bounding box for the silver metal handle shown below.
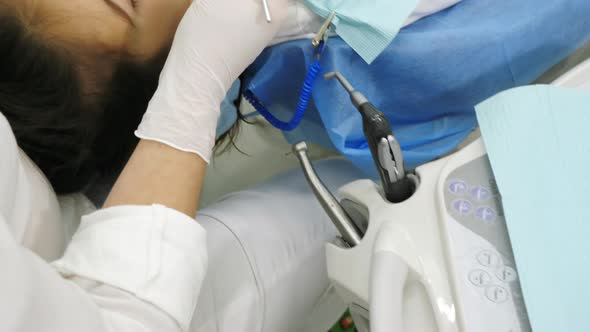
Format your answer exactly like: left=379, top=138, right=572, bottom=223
left=324, top=71, right=369, bottom=108
left=262, top=0, right=272, bottom=22
left=293, top=142, right=362, bottom=247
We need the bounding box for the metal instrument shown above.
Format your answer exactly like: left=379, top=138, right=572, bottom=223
left=293, top=142, right=362, bottom=247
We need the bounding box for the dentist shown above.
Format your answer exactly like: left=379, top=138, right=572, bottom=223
left=0, top=0, right=289, bottom=331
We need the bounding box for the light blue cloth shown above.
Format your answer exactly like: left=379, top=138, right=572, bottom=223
left=243, top=0, right=590, bottom=178
left=476, top=85, right=590, bottom=332
left=303, top=0, right=418, bottom=64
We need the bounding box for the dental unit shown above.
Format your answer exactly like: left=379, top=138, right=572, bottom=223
left=296, top=130, right=531, bottom=332
left=290, top=56, right=590, bottom=332
left=285, top=26, right=528, bottom=328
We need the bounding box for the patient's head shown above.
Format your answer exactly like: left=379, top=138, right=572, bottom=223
left=0, top=0, right=190, bottom=194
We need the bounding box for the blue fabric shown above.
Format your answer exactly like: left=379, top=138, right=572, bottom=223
left=303, top=0, right=419, bottom=64
left=476, top=85, right=590, bottom=332
left=242, top=0, right=590, bottom=178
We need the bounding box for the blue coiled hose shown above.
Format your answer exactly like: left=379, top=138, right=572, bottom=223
left=243, top=48, right=324, bottom=132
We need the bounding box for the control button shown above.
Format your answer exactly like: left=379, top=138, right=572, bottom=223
left=470, top=186, right=491, bottom=201
left=452, top=199, right=473, bottom=215
left=477, top=250, right=501, bottom=267
left=468, top=270, right=492, bottom=287
left=448, top=180, right=468, bottom=195
left=476, top=207, right=497, bottom=223
left=485, top=285, right=509, bottom=303
left=496, top=266, right=518, bottom=283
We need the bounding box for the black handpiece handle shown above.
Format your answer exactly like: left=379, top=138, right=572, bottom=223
left=358, top=103, right=415, bottom=203
left=324, top=71, right=415, bottom=203
left=358, top=102, right=393, bottom=140
left=383, top=176, right=415, bottom=204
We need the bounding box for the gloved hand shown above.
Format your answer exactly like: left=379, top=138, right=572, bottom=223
left=136, top=0, right=288, bottom=162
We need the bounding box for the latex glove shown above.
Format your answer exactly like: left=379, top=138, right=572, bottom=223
left=136, top=0, right=287, bottom=162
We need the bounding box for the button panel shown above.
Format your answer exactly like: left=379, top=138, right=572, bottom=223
left=476, top=206, right=497, bottom=223
left=443, top=156, right=531, bottom=331
left=469, top=249, right=519, bottom=304
left=453, top=199, right=473, bottom=215
left=448, top=180, right=468, bottom=195
left=476, top=250, right=501, bottom=267
left=471, top=186, right=492, bottom=201
left=469, top=269, right=492, bottom=287
left=446, top=178, right=497, bottom=225
left=496, top=266, right=518, bottom=283
left=485, top=285, right=510, bottom=303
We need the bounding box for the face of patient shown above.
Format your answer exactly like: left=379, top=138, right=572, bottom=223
left=17, top=0, right=190, bottom=62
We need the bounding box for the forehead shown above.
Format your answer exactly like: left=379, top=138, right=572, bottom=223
left=33, top=0, right=132, bottom=53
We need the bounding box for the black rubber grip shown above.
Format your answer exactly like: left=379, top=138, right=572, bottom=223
left=383, top=176, right=415, bottom=203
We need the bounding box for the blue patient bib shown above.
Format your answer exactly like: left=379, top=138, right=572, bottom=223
left=242, top=0, right=590, bottom=177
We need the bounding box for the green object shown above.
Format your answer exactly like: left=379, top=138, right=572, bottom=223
left=329, top=310, right=356, bottom=332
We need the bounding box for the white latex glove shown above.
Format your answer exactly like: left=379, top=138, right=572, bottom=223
left=136, top=0, right=287, bottom=162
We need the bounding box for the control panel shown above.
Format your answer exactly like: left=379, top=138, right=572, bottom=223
left=442, top=156, right=531, bottom=332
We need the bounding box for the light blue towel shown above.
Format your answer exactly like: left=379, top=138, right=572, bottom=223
left=476, top=85, right=590, bottom=332
left=303, top=0, right=418, bottom=64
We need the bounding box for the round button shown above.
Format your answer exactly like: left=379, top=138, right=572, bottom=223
left=485, top=285, right=509, bottom=303
left=470, top=186, right=491, bottom=201
left=476, top=207, right=497, bottom=223
left=468, top=270, right=492, bottom=287
left=496, top=266, right=518, bottom=283
left=476, top=250, right=501, bottom=267
left=448, top=180, right=468, bottom=195
left=452, top=199, right=473, bottom=216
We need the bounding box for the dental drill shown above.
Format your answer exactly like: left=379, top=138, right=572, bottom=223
left=325, top=72, right=415, bottom=203
left=293, top=142, right=362, bottom=247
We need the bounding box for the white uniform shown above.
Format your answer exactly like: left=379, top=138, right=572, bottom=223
left=0, top=114, right=207, bottom=332
left=0, top=113, right=363, bottom=332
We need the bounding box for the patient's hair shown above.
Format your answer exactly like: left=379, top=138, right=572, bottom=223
left=0, top=9, right=164, bottom=194
left=0, top=6, right=238, bottom=195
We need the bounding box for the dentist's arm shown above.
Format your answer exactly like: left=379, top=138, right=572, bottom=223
left=105, top=0, right=288, bottom=216
left=104, top=140, right=206, bottom=216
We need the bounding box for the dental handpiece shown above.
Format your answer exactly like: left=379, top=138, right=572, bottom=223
left=293, top=142, right=362, bottom=247
left=325, top=72, right=415, bottom=203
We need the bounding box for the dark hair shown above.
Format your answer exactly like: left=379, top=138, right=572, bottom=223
left=1, top=8, right=241, bottom=195
left=91, top=55, right=166, bottom=181
left=0, top=9, right=164, bottom=194
left=0, top=9, right=102, bottom=194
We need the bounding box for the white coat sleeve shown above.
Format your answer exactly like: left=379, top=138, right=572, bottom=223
left=0, top=205, right=207, bottom=332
